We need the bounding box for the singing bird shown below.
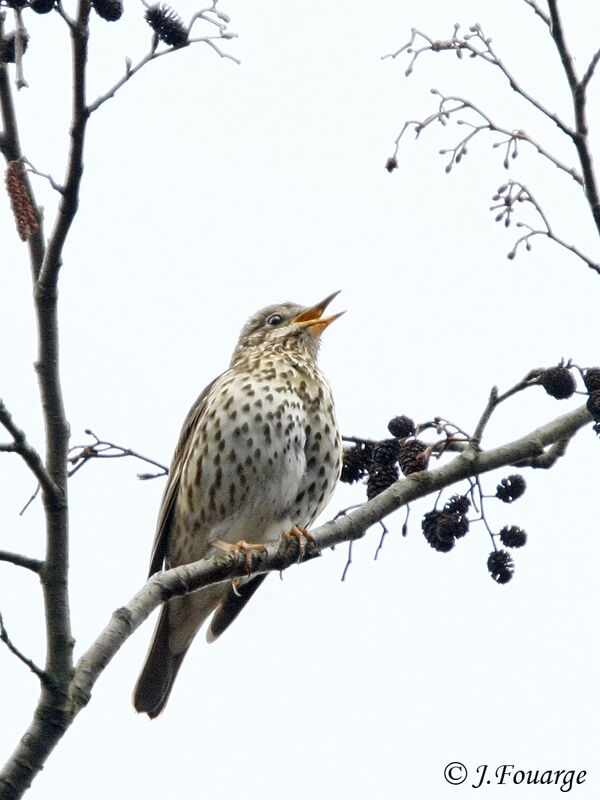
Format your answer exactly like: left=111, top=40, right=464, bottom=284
left=134, top=292, right=343, bottom=717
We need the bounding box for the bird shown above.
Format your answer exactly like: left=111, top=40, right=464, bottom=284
left=133, top=292, right=343, bottom=717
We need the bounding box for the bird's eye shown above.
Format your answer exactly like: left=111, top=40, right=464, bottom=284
left=267, top=313, right=283, bottom=326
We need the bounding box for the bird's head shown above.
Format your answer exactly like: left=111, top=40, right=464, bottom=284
left=230, top=291, right=343, bottom=367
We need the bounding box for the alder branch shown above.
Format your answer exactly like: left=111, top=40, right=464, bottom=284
left=70, top=402, right=592, bottom=706
left=0, top=400, right=591, bottom=797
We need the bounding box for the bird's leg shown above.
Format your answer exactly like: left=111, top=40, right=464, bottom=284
left=212, top=539, right=267, bottom=573
left=282, top=525, right=315, bottom=561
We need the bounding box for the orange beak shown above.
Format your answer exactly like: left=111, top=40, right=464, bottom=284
left=291, top=291, right=344, bottom=337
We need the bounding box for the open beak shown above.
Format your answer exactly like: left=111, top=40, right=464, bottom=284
left=291, top=290, right=345, bottom=337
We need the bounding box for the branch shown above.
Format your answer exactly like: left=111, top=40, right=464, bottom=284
left=0, top=399, right=59, bottom=499
left=522, top=0, right=550, bottom=26
left=87, top=13, right=239, bottom=114
left=0, top=613, right=49, bottom=685
left=582, top=49, right=600, bottom=89
left=490, top=180, right=600, bottom=273
left=0, top=402, right=591, bottom=796
left=383, top=23, right=573, bottom=137
left=0, top=550, right=43, bottom=574
left=70, top=404, right=592, bottom=705
left=390, top=91, right=583, bottom=185
left=0, top=16, right=45, bottom=278
left=68, top=429, right=168, bottom=480
left=547, top=0, right=600, bottom=238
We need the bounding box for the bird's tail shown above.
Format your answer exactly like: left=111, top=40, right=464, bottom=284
left=133, top=606, right=188, bottom=719
left=134, top=586, right=227, bottom=717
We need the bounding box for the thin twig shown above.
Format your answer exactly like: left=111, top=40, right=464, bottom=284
left=0, top=613, right=49, bottom=685
left=468, top=370, right=543, bottom=451
left=68, top=429, right=168, bottom=479
left=23, top=157, right=64, bottom=194
left=522, top=0, right=550, bottom=26
left=341, top=541, right=353, bottom=582
left=373, top=519, right=390, bottom=560
left=384, top=24, right=573, bottom=137
left=87, top=34, right=238, bottom=114
left=582, top=48, right=600, bottom=89
left=0, top=400, right=60, bottom=499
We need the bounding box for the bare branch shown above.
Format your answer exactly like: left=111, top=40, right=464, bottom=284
left=469, top=370, right=543, bottom=449
left=68, top=429, right=169, bottom=479
left=383, top=23, right=573, bottom=137
left=0, top=550, right=43, bottom=574
left=490, top=180, right=600, bottom=273
left=23, top=157, right=64, bottom=194
left=522, top=0, right=551, bottom=26
left=0, top=399, right=59, bottom=499
left=547, top=0, right=600, bottom=238
left=87, top=9, right=239, bottom=115
left=0, top=613, right=48, bottom=684
left=0, top=15, right=45, bottom=278
left=582, top=48, right=600, bottom=89
left=390, top=91, right=583, bottom=185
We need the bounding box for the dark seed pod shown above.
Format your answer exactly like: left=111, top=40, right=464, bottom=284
left=366, top=464, right=398, bottom=499
left=385, top=156, right=398, bottom=173
left=444, top=494, right=470, bottom=515
left=387, top=415, right=415, bottom=439
left=6, top=1, right=28, bottom=8
left=0, top=32, right=29, bottom=64
left=92, top=0, right=123, bottom=21
left=339, top=442, right=373, bottom=483
left=422, top=506, right=468, bottom=552
left=495, top=474, right=526, bottom=503
left=372, top=438, right=401, bottom=467
left=583, top=368, right=600, bottom=393
left=538, top=365, right=576, bottom=399
left=422, top=511, right=455, bottom=552
left=31, top=0, right=56, bottom=12
left=145, top=3, right=188, bottom=47
left=340, top=446, right=364, bottom=484
left=499, top=525, right=527, bottom=548
left=398, top=439, right=429, bottom=476
left=487, top=549, right=514, bottom=584
left=587, top=391, right=600, bottom=422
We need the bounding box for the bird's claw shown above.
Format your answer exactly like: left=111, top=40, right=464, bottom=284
left=213, top=539, right=267, bottom=573
left=282, top=525, right=314, bottom=561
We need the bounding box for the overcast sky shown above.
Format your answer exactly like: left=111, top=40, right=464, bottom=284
left=1, top=1, right=599, bottom=798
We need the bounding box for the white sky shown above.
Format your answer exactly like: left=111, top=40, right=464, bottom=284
left=1, top=1, right=599, bottom=798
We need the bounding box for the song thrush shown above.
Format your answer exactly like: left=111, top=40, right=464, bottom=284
left=134, top=292, right=343, bottom=717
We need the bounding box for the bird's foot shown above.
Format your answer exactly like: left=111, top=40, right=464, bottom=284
left=282, top=525, right=314, bottom=561
left=213, top=539, right=267, bottom=573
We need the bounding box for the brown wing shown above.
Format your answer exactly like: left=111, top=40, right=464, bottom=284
left=147, top=376, right=221, bottom=577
